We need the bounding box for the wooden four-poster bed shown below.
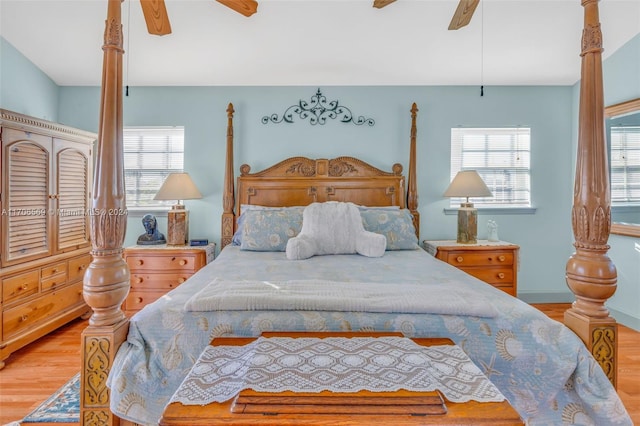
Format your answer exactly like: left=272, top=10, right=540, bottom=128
left=79, top=1, right=624, bottom=425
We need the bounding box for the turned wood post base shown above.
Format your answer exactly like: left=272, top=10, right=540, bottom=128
left=564, top=309, right=617, bottom=387
left=81, top=320, right=129, bottom=426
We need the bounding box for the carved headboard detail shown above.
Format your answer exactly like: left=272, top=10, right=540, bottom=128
left=221, top=104, right=419, bottom=248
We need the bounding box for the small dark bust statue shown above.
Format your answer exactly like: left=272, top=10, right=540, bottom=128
left=137, top=214, right=166, bottom=245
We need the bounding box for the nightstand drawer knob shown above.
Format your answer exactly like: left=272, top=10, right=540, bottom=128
left=498, top=273, right=505, bottom=279
left=456, top=256, right=464, bottom=263
left=178, top=277, right=186, bottom=284
left=498, top=255, right=506, bottom=262
left=136, top=297, right=143, bottom=303
left=137, top=260, right=144, bottom=266
left=135, top=277, right=143, bottom=284
left=179, top=259, right=187, bottom=266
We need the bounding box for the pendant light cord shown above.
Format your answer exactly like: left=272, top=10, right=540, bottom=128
left=480, top=0, right=484, bottom=97
left=125, top=0, right=131, bottom=96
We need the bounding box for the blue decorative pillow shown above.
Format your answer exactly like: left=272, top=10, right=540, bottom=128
left=239, top=208, right=304, bottom=251
left=359, top=208, right=419, bottom=250
left=232, top=205, right=302, bottom=246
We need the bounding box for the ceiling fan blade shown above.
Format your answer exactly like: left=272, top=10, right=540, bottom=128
left=140, top=0, right=172, bottom=35
left=216, top=0, right=258, bottom=17
left=448, top=0, right=480, bottom=30
left=372, top=0, right=397, bottom=9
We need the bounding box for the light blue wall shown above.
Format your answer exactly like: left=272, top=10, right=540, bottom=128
left=5, top=32, right=637, bottom=327
left=58, top=85, right=576, bottom=301
left=601, top=34, right=640, bottom=330
left=0, top=37, right=59, bottom=121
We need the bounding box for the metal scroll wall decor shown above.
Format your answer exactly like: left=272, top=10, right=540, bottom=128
left=262, top=89, right=375, bottom=126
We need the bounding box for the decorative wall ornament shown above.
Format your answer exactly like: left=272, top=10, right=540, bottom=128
left=262, top=89, right=375, bottom=126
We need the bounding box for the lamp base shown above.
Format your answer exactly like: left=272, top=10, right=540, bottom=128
left=457, top=202, right=477, bottom=244
left=167, top=204, right=189, bottom=246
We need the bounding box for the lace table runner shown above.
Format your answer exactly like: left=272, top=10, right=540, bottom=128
left=170, top=336, right=505, bottom=405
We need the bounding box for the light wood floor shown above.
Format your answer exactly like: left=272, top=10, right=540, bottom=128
left=0, top=304, right=638, bottom=425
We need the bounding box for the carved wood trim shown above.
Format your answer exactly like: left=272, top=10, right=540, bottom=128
left=565, top=0, right=617, bottom=387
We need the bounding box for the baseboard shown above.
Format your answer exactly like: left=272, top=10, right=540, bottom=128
left=518, top=292, right=575, bottom=304
left=519, top=292, right=640, bottom=332
left=609, top=308, right=640, bottom=332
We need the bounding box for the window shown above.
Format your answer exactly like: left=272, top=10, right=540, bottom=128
left=610, top=125, right=640, bottom=206
left=124, top=127, right=184, bottom=209
left=450, top=127, right=531, bottom=208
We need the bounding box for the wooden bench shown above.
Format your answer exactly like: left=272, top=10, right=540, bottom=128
left=160, top=332, right=523, bottom=425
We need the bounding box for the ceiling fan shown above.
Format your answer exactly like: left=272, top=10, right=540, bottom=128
left=139, top=0, right=477, bottom=37
left=373, top=0, right=480, bottom=30
left=139, top=0, right=258, bottom=36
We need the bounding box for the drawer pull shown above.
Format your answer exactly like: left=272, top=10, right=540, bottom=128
left=79, top=264, right=87, bottom=271
left=136, top=297, right=143, bottom=303
left=456, top=256, right=464, bottom=263
left=497, top=273, right=505, bottom=279
left=179, top=259, right=187, bottom=266
left=52, top=268, right=58, bottom=273
left=21, top=315, right=28, bottom=322
left=498, top=255, right=506, bottom=262
left=178, top=277, right=186, bottom=284
left=137, top=260, right=144, bottom=266
left=135, top=277, right=143, bottom=284
left=22, top=284, right=29, bottom=290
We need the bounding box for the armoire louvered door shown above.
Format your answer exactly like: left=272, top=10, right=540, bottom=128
left=1, top=129, right=53, bottom=266
left=0, top=109, right=95, bottom=370
left=55, top=139, right=91, bottom=252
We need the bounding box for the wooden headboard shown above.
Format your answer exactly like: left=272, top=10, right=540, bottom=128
left=220, top=104, right=420, bottom=248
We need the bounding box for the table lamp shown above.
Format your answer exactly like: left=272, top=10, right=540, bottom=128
left=154, top=172, right=202, bottom=245
left=443, top=170, right=492, bottom=244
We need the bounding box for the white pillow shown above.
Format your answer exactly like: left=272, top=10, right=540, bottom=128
left=286, top=202, right=386, bottom=260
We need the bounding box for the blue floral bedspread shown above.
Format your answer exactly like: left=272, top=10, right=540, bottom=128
left=107, top=246, right=631, bottom=425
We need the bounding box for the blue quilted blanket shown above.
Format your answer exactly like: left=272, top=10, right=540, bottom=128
left=107, top=246, right=631, bottom=425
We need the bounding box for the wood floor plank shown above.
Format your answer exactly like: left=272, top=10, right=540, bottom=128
left=0, top=304, right=637, bottom=425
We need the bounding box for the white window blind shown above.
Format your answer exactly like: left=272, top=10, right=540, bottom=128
left=124, top=127, right=184, bottom=208
left=610, top=125, right=640, bottom=205
left=450, top=127, right=531, bottom=208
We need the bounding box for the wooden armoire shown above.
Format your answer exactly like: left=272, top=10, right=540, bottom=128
left=0, top=109, right=95, bottom=369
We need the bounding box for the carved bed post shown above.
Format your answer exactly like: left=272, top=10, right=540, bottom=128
left=407, top=103, right=420, bottom=236
left=221, top=103, right=236, bottom=248
left=565, top=0, right=618, bottom=387
left=81, top=0, right=131, bottom=424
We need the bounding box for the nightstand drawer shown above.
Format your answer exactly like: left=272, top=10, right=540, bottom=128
left=127, top=254, right=199, bottom=272
left=445, top=251, right=514, bottom=267
left=460, top=267, right=514, bottom=286
left=130, top=273, right=193, bottom=291
left=124, top=290, right=167, bottom=311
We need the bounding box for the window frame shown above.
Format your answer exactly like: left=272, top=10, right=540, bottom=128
left=123, top=126, right=185, bottom=212
left=446, top=127, right=535, bottom=215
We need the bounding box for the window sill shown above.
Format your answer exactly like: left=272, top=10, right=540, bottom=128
left=127, top=207, right=171, bottom=217
left=444, top=207, right=537, bottom=215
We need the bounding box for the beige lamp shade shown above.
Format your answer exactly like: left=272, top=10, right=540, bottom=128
left=444, top=170, right=492, bottom=244
left=153, top=172, right=202, bottom=245
left=443, top=170, right=492, bottom=202
left=154, top=172, right=202, bottom=203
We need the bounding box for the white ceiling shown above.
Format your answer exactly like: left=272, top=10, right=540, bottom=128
left=1, top=0, right=639, bottom=87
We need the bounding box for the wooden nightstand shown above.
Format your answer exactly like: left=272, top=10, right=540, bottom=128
left=123, top=244, right=216, bottom=313
left=423, top=240, right=519, bottom=296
